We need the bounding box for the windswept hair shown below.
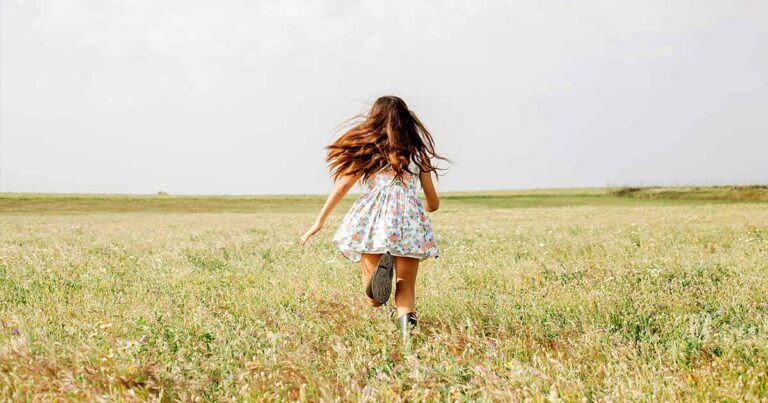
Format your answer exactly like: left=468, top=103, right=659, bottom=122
left=326, top=96, right=449, bottom=183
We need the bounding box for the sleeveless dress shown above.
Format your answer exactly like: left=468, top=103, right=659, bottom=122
left=332, top=161, right=440, bottom=263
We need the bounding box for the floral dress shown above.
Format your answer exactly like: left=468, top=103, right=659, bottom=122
left=332, top=161, right=440, bottom=263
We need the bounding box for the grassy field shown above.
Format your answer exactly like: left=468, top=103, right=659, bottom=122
left=1, top=188, right=767, bottom=400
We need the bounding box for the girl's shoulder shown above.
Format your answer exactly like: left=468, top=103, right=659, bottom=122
left=408, top=159, right=421, bottom=175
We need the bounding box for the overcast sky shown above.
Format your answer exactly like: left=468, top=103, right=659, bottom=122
left=1, top=0, right=766, bottom=195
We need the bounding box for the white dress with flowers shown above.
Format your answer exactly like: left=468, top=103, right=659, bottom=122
left=332, top=161, right=440, bottom=263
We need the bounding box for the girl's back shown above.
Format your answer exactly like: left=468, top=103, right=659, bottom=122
left=365, top=160, right=421, bottom=193
left=333, top=160, right=438, bottom=262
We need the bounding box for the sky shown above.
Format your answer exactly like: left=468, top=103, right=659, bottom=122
left=1, top=0, right=766, bottom=195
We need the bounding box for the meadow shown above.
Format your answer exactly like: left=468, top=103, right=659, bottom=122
left=1, top=187, right=767, bottom=401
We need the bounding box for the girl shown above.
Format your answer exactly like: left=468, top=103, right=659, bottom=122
left=299, top=96, right=447, bottom=340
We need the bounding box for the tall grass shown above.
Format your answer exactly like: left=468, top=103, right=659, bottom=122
left=1, top=195, right=767, bottom=400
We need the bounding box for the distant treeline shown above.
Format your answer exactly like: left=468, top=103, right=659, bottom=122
left=609, top=185, right=768, bottom=202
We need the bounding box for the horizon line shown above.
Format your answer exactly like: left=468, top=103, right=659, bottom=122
left=1, top=184, right=767, bottom=198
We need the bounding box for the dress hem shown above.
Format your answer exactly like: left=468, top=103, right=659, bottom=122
left=335, top=247, right=439, bottom=263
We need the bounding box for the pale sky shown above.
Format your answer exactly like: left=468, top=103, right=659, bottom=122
left=1, top=0, right=766, bottom=195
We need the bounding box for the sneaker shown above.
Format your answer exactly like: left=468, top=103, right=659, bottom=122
left=397, top=312, right=418, bottom=328
left=366, top=252, right=395, bottom=305
left=397, top=312, right=418, bottom=345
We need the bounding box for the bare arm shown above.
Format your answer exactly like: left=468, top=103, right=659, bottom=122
left=419, top=171, right=440, bottom=212
left=299, top=173, right=362, bottom=246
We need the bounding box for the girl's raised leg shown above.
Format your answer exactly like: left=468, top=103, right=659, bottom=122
left=360, top=253, right=383, bottom=307
left=393, top=256, right=419, bottom=318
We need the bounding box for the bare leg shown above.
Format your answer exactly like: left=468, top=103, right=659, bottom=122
left=393, top=256, right=419, bottom=318
left=360, top=253, right=383, bottom=307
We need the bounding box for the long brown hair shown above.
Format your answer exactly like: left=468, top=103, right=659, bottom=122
left=326, top=96, right=449, bottom=182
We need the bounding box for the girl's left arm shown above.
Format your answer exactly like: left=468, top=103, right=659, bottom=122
left=299, top=173, right=362, bottom=246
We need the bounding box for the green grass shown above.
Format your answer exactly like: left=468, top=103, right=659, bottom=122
left=1, top=188, right=767, bottom=400
left=2, top=186, right=763, bottom=214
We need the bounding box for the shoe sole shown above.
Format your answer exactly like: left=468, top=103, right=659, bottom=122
left=367, top=253, right=395, bottom=305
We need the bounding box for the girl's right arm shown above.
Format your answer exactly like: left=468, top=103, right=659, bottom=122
left=419, top=171, right=440, bottom=212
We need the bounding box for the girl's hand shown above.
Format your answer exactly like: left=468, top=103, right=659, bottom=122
left=299, top=222, right=323, bottom=246
left=300, top=173, right=360, bottom=247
